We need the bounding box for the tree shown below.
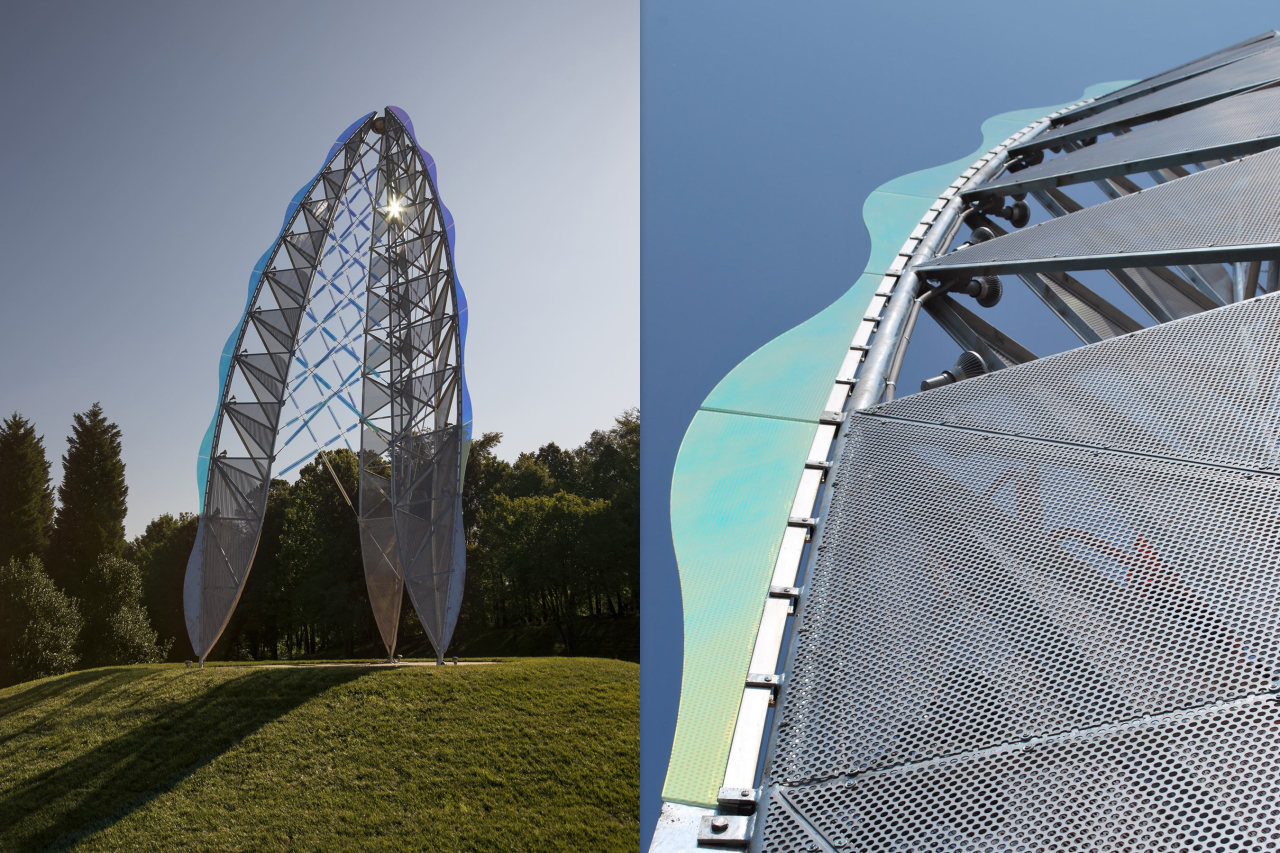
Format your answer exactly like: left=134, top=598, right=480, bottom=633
left=128, top=512, right=199, bottom=660
left=462, top=432, right=510, bottom=537
left=222, top=480, right=293, bottom=660
left=81, top=554, right=170, bottom=667
left=507, top=453, right=554, bottom=499
left=276, top=450, right=368, bottom=657
left=0, top=413, right=56, bottom=568
left=48, top=403, right=128, bottom=598
left=575, top=409, right=639, bottom=613
left=535, top=442, right=580, bottom=494
left=456, top=411, right=640, bottom=650
left=0, top=555, right=82, bottom=686
left=476, top=491, right=608, bottom=650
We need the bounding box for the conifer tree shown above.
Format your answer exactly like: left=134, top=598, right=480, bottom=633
left=48, top=403, right=128, bottom=597
left=0, top=414, right=55, bottom=568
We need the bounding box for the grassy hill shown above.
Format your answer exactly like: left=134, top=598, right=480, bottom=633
left=0, top=658, right=638, bottom=851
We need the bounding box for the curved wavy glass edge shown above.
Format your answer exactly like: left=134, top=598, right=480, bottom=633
left=659, top=80, right=1133, bottom=811
left=385, top=107, right=470, bottom=661
left=195, top=112, right=377, bottom=511
left=188, top=108, right=471, bottom=663
left=387, top=106, right=473, bottom=460
left=186, top=114, right=376, bottom=661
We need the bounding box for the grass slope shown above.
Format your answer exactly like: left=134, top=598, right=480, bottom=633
left=0, top=658, right=638, bottom=852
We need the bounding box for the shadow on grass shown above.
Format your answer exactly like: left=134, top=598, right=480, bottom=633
left=0, top=667, right=368, bottom=852
left=0, top=668, right=158, bottom=749
left=0, top=668, right=150, bottom=719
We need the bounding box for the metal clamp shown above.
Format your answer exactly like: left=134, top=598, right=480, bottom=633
left=717, top=786, right=759, bottom=812
left=747, top=672, right=783, bottom=690
left=698, top=814, right=753, bottom=848
left=768, top=585, right=801, bottom=600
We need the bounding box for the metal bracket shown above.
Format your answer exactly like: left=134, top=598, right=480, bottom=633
left=804, top=459, right=832, bottom=471
left=746, top=672, right=782, bottom=690
left=717, top=786, right=759, bottom=812
left=698, top=814, right=753, bottom=848
left=819, top=411, right=846, bottom=426
left=788, top=515, right=816, bottom=541
left=768, top=584, right=801, bottom=601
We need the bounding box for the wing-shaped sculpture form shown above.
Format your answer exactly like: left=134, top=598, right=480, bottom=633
left=185, top=108, right=470, bottom=664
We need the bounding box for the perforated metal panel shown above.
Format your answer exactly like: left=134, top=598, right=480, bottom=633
left=1050, top=31, right=1277, bottom=126
left=1010, top=46, right=1280, bottom=155
left=759, top=292, right=1280, bottom=850
left=918, top=145, right=1280, bottom=277
left=968, top=86, right=1280, bottom=203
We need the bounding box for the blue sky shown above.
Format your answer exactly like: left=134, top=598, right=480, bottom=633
left=0, top=1, right=637, bottom=538
left=641, top=2, right=1280, bottom=844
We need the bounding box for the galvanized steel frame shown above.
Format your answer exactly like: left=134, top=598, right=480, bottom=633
left=742, top=37, right=1280, bottom=851
left=699, top=96, right=1101, bottom=849
left=184, top=109, right=469, bottom=665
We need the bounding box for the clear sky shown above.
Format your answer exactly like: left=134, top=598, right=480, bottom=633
left=0, top=1, right=638, bottom=539
left=641, top=2, right=1280, bottom=845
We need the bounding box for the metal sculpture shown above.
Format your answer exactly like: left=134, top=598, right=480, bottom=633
left=184, top=108, right=471, bottom=666
left=657, top=29, right=1280, bottom=852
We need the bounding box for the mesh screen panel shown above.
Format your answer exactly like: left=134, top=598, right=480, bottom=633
left=973, top=86, right=1280, bottom=201
left=760, top=293, right=1280, bottom=849
left=1012, top=46, right=1280, bottom=154
left=1050, top=32, right=1276, bottom=126
left=918, top=146, right=1280, bottom=276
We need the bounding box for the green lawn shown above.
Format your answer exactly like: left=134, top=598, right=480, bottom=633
left=0, top=658, right=638, bottom=851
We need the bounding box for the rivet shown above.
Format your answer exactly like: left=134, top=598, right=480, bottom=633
left=711, top=817, right=729, bottom=834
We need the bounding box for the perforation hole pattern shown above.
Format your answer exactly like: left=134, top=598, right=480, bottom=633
left=761, top=293, right=1280, bottom=850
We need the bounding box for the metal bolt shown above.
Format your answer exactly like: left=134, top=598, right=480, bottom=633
left=740, top=789, right=751, bottom=797
left=710, top=817, right=729, bottom=834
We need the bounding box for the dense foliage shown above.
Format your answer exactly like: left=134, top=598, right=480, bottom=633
left=0, top=406, right=637, bottom=681
left=0, top=415, right=55, bottom=568
left=81, top=555, right=171, bottom=667
left=48, top=403, right=128, bottom=599
left=0, top=407, right=167, bottom=685
left=0, top=556, right=82, bottom=684
left=462, top=409, right=640, bottom=654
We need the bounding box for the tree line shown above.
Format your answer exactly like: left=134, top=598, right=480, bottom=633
left=0, top=405, right=638, bottom=686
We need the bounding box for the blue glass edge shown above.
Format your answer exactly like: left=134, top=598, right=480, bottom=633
left=195, top=111, right=377, bottom=510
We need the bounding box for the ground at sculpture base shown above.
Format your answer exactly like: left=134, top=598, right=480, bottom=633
left=0, top=658, right=638, bottom=851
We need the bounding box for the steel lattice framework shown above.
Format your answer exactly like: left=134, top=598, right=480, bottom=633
left=656, top=30, right=1280, bottom=852
left=184, top=108, right=471, bottom=665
